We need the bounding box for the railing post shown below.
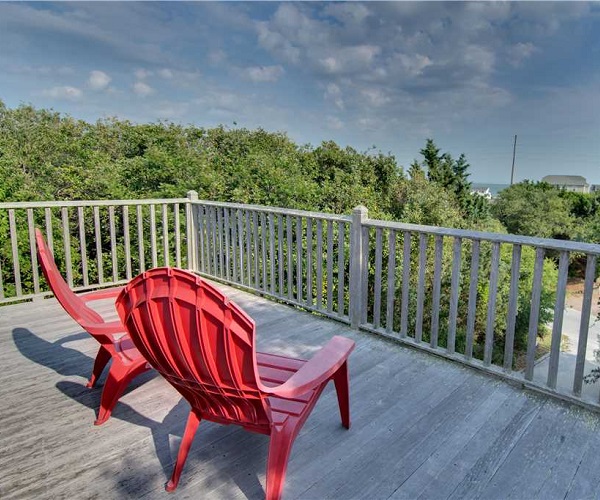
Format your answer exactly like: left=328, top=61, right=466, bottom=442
left=186, top=191, right=199, bottom=271
left=350, top=205, right=368, bottom=329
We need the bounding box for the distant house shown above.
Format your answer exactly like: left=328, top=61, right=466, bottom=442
left=541, top=175, right=590, bottom=193
left=470, top=187, right=492, bottom=200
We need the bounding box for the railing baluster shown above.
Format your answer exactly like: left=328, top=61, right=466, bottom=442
left=61, top=207, right=73, bottom=287
left=93, top=206, right=104, bottom=283
left=415, top=233, right=428, bottom=342
left=430, top=235, right=443, bottom=348
left=109, top=206, right=118, bottom=282
left=197, top=206, right=205, bottom=273
left=237, top=210, right=245, bottom=284
left=205, top=206, right=212, bottom=275
left=547, top=250, right=569, bottom=389
left=150, top=204, right=158, bottom=268
left=296, top=216, right=303, bottom=303
left=306, top=218, right=313, bottom=306
left=77, top=207, right=89, bottom=287
left=211, top=207, right=218, bottom=275
left=8, top=209, right=22, bottom=296
left=337, top=221, right=345, bottom=317
left=385, top=230, right=396, bottom=333
left=162, top=204, right=169, bottom=267
left=245, top=211, right=252, bottom=286
left=447, top=237, right=462, bottom=354
left=400, top=232, right=411, bottom=338
left=224, top=208, right=231, bottom=281
left=465, top=240, right=480, bottom=359
left=316, top=219, right=323, bottom=310
left=218, top=207, right=225, bottom=278
left=373, top=227, right=383, bottom=329
left=136, top=205, right=145, bottom=273
left=525, top=247, right=545, bottom=381
left=269, top=214, right=276, bottom=294
left=287, top=215, right=293, bottom=300
left=503, top=244, right=522, bottom=371
left=253, top=211, right=260, bottom=289
left=361, top=226, right=369, bottom=325
left=122, top=206, right=131, bottom=280
left=174, top=204, right=181, bottom=268
left=44, top=207, right=54, bottom=254
left=483, top=242, right=501, bottom=366
left=27, top=209, right=40, bottom=294
left=231, top=209, right=238, bottom=282
left=261, top=212, right=267, bottom=291
left=326, top=220, right=334, bottom=313
left=0, top=252, right=4, bottom=299
left=573, top=254, right=596, bottom=396
left=278, top=214, right=284, bottom=296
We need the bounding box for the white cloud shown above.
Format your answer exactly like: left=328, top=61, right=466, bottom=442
left=158, top=68, right=173, bottom=79
left=42, top=86, right=83, bottom=100
left=134, top=68, right=152, bottom=80
left=7, top=64, right=75, bottom=76
left=133, top=81, right=154, bottom=97
left=242, top=65, right=284, bottom=83
left=326, top=116, right=344, bottom=130
left=393, top=53, right=432, bottom=77
left=325, top=83, right=344, bottom=110
left=208, top=49, right=227, bottom=64
left=361, top=88, right=390, bottom=107
left=508, top=42, right=538, bottom=67
left=88, top=70, right=111, bottom=90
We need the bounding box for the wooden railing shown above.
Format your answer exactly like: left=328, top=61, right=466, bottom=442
left=0, top=195, right=193, bottom=303
left=191, top=200, right=352, bottom=323
left=353, top=206, right=600, bottom=409
left=2, top=193, right=600, bottom=411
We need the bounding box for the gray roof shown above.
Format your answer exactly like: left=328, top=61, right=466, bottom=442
left=542, top=175, right=588, bottom=186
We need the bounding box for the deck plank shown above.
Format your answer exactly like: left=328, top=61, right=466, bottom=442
left=2, top=280, right=600, bottom=499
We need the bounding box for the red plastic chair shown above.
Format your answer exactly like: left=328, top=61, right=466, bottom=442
left=115, top=267, right=355, bottom=500
left=35, top=228, right=151, bottom=425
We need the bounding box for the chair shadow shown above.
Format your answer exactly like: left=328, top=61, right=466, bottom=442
left=12, top=327, right=268, bottom=498
left=13, top=327, right=95, bottom=380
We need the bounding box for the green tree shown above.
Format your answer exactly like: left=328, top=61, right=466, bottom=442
left=492, top=181, right=575, bottom=239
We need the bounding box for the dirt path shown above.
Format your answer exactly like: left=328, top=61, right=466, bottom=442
left=566, top=278, right=600, bottom=316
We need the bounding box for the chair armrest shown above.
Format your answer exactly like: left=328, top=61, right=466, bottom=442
left=262, top=336, right=355, bottom=399
left=84, top=320, right=127, bottom=340
left=80, top=286, right=125, bottom=303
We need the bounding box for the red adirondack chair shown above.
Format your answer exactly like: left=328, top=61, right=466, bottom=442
left=35, top=228, right=151, bottom=425
left=115, top=267, right=355, bottom=500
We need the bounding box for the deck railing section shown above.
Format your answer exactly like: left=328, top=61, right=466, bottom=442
left=353, top=206, right=600, bottom=408
left=192, top=200, right=352, bottom=323
left=0, top=195, right=191, bottom=304
left=3, top=193, right=600, bottom=410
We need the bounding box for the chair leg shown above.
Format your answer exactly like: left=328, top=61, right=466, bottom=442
left=333, top=360, right=351, bottom=429
left=94, top=359, right=147, bottom=425
left=166, top=410, right=201, bottom=492
left=86, top=345, right=112, bottom=388
left=265, top=428, right=295, bottom=500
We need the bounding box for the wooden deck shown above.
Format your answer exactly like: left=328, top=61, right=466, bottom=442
left=2, top=281, right=600, bottom=500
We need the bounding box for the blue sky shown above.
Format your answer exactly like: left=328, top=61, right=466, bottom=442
left=1, top=1, right=599, bottom=184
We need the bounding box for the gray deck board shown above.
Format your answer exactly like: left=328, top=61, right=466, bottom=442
left=2, top=281, right=600, bottom=499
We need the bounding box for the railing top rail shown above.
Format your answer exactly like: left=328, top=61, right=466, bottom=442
left=194, top=199, right=352, bottom=222
left=364, top=219, right=600, bottom=254
left=0, top=198, right=189, bottom=209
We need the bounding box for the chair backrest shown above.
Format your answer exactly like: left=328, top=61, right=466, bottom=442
left=35, top=229, right=105, bottom=330
left=116, top=267, right=272, bottom=428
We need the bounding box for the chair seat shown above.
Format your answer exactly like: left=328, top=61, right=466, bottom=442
left=115, top=336, right=147, bottom=364
left=257, top=352, right=319, bottom=428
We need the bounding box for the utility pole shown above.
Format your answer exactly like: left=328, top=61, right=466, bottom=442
left=510, top=134, right=517, bottom=185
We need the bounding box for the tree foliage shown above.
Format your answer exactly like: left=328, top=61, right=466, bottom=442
left=0, top=101, right=573, bottom=367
